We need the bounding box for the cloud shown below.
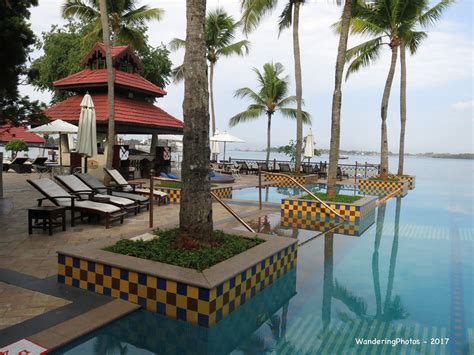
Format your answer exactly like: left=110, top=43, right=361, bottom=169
left=452, top=99, right=474, bottom=110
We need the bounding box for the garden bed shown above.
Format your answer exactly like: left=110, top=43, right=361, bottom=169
left=57, top=230, right=297, bottom=327
left=281, top=194, right=377, bottom=222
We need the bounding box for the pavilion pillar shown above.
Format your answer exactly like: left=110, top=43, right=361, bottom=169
left=150, top=133, right=159, bottom=155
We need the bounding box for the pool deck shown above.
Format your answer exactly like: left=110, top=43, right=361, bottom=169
left=0, top=171, right=284, bottom=348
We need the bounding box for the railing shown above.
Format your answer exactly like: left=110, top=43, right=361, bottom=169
left=375, top=188, right=402, bottom=206
left=228, top=158, right=380, bottom=180
left=260, top=171, right=346, bottom=221
left=153, top=176, right=255, bottom=233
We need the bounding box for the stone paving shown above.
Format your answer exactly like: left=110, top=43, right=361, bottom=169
left=0, top=281, right=70, bottom=330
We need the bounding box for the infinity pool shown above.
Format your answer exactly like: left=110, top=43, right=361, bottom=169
left=53, top=157, right=473, bottom=354
left=231, top=183, right=363, bottom=204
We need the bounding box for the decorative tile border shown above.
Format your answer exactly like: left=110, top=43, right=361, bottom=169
left=281, top=196, right=377, bottom=223
left=264, top=174, right=319, bottom=187
left=399, top=175, right=416, bottom=190
left=358, top=179, right=408, bottom=197
left=57, top=233, right=296, bottom=328
left=280, top=212, right=375, bottom=237
left=154, top=186, right=232, bottom=203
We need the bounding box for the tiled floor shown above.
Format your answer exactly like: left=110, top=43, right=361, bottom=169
left=0, top=281, right=70, bottom=330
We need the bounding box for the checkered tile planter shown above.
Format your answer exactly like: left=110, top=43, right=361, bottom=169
left=155, top=186, right=232, bottom=203
left=281, top=195, right=377, bottom=223
left=264, top=174, right=318, bottom=187
left=57, top=238, right=296, bottom=328
left=358, top=179, right=408, bottom=196
left=280, top=212, right=375, bottom=237
left=399, top=175, right=416, bottom=190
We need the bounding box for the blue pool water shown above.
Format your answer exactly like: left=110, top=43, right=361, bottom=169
left=53, top=156, right=473, bottom=354
left=231, top=184, right=363, bottom=204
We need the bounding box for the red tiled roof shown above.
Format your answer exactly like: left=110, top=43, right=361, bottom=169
left=0, top=125, right=45, bottom=144
left=53, top=69, right=167, bottom=96
left=81, top=43, right=141, bottom=68
left=44, top=94, right=183, bottom=130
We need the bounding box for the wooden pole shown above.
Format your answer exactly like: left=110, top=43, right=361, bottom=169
left=149, top=168, right=154, bottom=228
left=258, top=167, right=262, bottom=210
left=354, top=161, right=358, bottom=185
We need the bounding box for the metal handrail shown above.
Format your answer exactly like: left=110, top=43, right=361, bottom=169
left=261, top=171, right=346, bottom=220
left=152, top=176, right=255, bottom=233
left=375, top=188, right=402, bottom=206
left=210, top=191, right=255, bottom=233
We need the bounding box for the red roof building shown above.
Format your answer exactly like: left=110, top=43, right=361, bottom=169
left=44, top=42, right=183, bottom=135
left=0, top=125, right=45, bottom=144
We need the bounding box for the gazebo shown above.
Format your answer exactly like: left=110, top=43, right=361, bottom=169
left=43, top=42, right=183, bottom=177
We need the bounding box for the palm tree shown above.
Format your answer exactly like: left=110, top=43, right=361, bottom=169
left=62, top=0, right=163, bottom=49
left=179, top=0, right=213, bottom=243
left=240, top=0, right=306, bottom=174
left=99, top=0, right=115, bottom=171
left=170, top=8, right=250, bottom=135
left=229, top=62, right=311, bottom=166
left=344, top=0, right=438, bottom=179
left=397, top=0, right=453, bottom=175
left=327, top=0, right=354, bottom=197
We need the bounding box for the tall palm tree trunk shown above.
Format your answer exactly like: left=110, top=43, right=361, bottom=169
left=373, top=203, right=386, bottom=318
left=209, top=61, right=216, bottom=135
left=380, top=45, right=398, bottom=179
left=322, top=232, right=334, bottom=331
left=99, top=0, right=115, bottom=171
left=293, top=1, right=303, bottom=175
left=397, top=43, right=407, bottom=176
left=266, top=112, right=272, bottom=166
left=327, top=0, right=353, bottom=197
left=179, top=0, right=213, bottom=242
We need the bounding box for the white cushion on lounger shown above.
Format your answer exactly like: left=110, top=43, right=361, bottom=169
left=135, top=188, right=168, bottom=198
left=33, top=178, right=74, bottom=206
left=106, top=169, right=133, bottom=191
left=74, top=200, right=122, bottom=213
left=95, top=194, right=135, bottom=207
left=111, top=191, right=149, bottom=202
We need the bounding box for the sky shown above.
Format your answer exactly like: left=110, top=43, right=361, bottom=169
left=20, top=0, right=474, bottom=154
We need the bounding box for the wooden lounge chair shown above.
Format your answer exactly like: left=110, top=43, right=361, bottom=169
left=31, top=157, right=50, bottom=176
left=337, top=167, right=349, bottom=181
left=27, top=178, right=127, bottom=229
left=302, top=164, right=313, bottom=174
left=257, top=162, right=269, bottom=172
left=104, top=168, right=168, bottom=205
left=236, top=161, right=255, bottom=175
left=55, top=175, right=138, bottom=215
left=8, top=157, right=32, bottom=174
left=279, top=163, right=292, bottom=173
left=75, top=173, right=150, bottom=211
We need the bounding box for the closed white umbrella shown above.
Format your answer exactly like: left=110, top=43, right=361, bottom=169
left=210, top=129, right=220, bottom=160
left=304, top=128, right=315, bottom=162
left=29, top=119, right=78, bottom=165
left=210, top=131, right=244, bottom=160
left=77, top=93, right=97, bottom=171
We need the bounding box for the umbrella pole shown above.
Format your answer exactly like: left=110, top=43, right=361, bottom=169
left=224, top=142, right=226, bottom=161
left=59, top=134, right=62, bottom=166
left=84, top=156, right=88, bottom=173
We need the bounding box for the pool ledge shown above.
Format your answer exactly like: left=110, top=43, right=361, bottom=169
left=27, top=299, right=139, bottom=351
left=57, top=230, right=297, bottom=327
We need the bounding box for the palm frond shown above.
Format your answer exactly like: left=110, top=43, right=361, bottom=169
left=418, top=0, right=455, bottom=28
left=169, top=38, right=186, bottom=52
left=345, top=36, right=384, bottom=80
left=234, top=87, right=265, bottom=105
left=229, top=107, right=265, bottom=126
left=117, top=26, right=145, bottom=49
left=240, top=0, right=279, bottom=34
left=277, top=95, right=298, bottom=107
left=403, top=30, right=427, bottom=55
left=171, top=64, right=184, bottom=83
left=279, top=108, right=311, bottom=124
left=122, top=6, right=164, bottom=25
left=332, top=279, right=368, bottom=317
left=218, top=40, right=250, bottom=57
left=278, top=1, right=293, bottom=34
left=62, top=0, right=99, bottom=20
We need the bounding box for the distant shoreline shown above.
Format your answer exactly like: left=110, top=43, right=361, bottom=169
left=233, top=148, right=474, bottom=160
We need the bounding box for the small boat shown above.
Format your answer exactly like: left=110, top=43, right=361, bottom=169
left=339, top=155, right=349, bottom=159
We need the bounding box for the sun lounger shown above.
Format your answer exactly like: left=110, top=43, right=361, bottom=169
left=27, top=178, right=127, bottom=229
left=279, top=163, right=292, bottom=173
left=55, top=175, right=138, bottom=214
left=30, top=157, right=50, bottom=176
left=8, top=157, right=32, bottom=174
left=104, top=168, right=168, bottom=205
left=74, top=173, right=150, bottom=211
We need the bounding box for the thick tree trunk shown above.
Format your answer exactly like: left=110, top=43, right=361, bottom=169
left=179, top=0, right=213, bottom=242
left=99, top=0, right=115, bottom=172
left=327, top=0, right=353, bottom=197
left=209, top=61, right=216, bottom=136
left=397, top=43, right=407, bottom=176
left=266, top=112, right=272, bottom=166
left=293, top=1, right=303, bottom=175
left=380, top=45, right=398, bottom=179
left=384, top=197, right=401, bottom=315
left=372, top=203, right=386, bottom=318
